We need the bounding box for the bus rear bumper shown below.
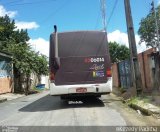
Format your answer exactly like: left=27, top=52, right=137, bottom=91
left=49, top=78, right=112, bottom=96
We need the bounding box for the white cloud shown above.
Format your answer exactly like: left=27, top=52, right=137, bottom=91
left=15, top=21, right=39, bottom=30
left=108, top=30, right=129, bottom=47
left=108, top=30, right=147, bottom=53
left=0, top=4, right=39, bottom=30
left=0, top=5, right=17, bottom=18
left=135, top=35, right=147, bottom=53
left=28, top=38, right=49, bottom=57
left=158, top=0, right=160, bottom=5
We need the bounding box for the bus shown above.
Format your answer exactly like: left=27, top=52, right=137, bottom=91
left=49, top=26, right=112, bottom=99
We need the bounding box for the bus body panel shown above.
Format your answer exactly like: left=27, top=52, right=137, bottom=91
left=54, top=56, right=109, bottom=85
left=50, top=77, right=112, bottom=96
left=49, top=31, right=112, bottom=97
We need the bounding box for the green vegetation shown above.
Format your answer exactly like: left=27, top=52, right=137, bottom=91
left=126, top=96, right=152, bottom=106
left=109, top=42, right=130, bottom=63
left=138, top=6, right=160, bottom=47
left=126, top=97, right=139, bottom=105
left=0, top=15, right=48, bottom=94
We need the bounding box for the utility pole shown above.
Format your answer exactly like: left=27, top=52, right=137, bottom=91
left=151, top=0, right=160, bottom=53
left=151, top=0, right=160, bottom=91
left=100, top=0, right=107, bottom=31
left=124, top=0, right=142, bottom=93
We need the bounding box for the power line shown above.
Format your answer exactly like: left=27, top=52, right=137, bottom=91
left=94, top=9, right=101, bottom=30
left=41, top=0, right=70, bottom=24
left=3, top=0, right=56, bottom=6
left=1, top=0, right=20, bottom=5
left=107, top=0, right=118, bottom=27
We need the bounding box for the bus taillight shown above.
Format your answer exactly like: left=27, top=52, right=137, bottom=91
left=106, top=68, right=112, bottom=77
left=50, top=72, right=55, bottom=81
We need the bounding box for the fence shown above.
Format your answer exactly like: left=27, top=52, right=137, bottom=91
left=112, top=48, right=160, bottom=93
left=118, top=60, right=132, bottom=89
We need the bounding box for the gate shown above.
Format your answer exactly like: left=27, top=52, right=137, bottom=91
left=118, top=60, right=131, bottom=89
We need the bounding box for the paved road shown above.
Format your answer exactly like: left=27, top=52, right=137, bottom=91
left=0, top=91, right=159, bottom=131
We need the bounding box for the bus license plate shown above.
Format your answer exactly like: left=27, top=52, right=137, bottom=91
left=76, top=88, right=87, bottom=93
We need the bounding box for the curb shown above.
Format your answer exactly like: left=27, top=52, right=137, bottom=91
left=0, top=98, right=7, bottom=103
left=129, top=103, right=152, bottom=115
left=129, top=101, right=160, bottom=118
left=0, top=90, right=47, bottom=103
left=112, top=88, right=160, bottom=118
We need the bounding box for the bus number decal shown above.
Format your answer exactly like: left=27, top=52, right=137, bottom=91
left=84, top=58, right=104, bottom=63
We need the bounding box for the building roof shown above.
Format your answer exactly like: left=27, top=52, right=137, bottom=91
left=0, top=50, right=12, bottom=60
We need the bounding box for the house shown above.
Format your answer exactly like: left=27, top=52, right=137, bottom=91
left=0, top=51, right=13, bottom=94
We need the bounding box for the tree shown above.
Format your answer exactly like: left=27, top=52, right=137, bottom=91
left=0, top=15, right=48, bottom=94
left=109, top=42, right=130, bottom=63
left=0, top=15, right=29, bottom=49
left=138, top=6, right=160, bottom=47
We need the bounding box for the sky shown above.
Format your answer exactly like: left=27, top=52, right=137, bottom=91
left=0, top=0, right=160, bottom=57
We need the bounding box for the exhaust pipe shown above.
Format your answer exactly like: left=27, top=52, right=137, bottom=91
left=54, top=25, right=60, bottom=66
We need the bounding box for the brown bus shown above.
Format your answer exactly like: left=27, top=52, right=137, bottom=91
left=49, top=27, right=112, bottom=99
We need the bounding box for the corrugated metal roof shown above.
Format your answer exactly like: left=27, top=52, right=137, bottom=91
left=0, top=51, right=12, bottom=59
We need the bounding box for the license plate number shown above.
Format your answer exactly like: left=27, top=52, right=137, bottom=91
left=76, top=88, right=87, bottom=93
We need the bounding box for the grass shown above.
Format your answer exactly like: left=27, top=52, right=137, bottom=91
left=126, top=96, right=139, bottom=105
left=126, top=96, right=153, bottom=106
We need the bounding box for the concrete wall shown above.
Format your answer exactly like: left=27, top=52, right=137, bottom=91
left=0, top=78, right=12, bottom=94
left=30, top=73, right=40, bottom=89
left=138, top=48, right=155, bottom=92
left=112, top=48, right=156, bottom=93
left=30, top=74, right=49, bottom=89
left=112, top=63, right=120, bottom=87
left=41, top=76, right=49, bottom=89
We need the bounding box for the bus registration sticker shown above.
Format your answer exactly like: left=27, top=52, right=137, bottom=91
left=93, top=71, right=104, bottom=77
left=76, top=88, right=87, bottom=93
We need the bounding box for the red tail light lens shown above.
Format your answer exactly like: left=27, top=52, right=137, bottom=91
left=50, top=72, right=55, bottom=80
left=106, top=68, right=112, bottom=77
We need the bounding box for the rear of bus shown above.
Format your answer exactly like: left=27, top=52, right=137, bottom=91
left=49, top=30, right=112, bottom=99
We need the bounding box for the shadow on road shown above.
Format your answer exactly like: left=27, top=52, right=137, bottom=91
left=19, top=95, right=104, bottom=112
